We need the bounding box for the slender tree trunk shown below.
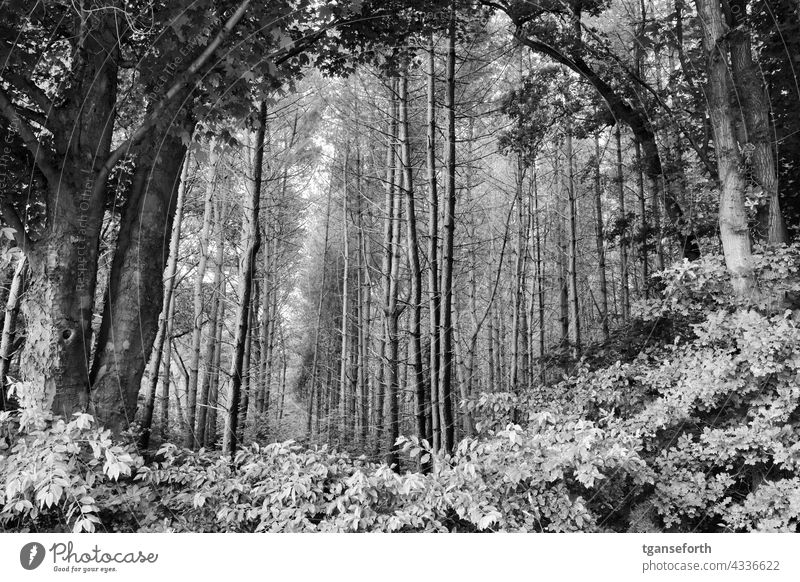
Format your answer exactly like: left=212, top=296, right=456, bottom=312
left=160, top=293, right=176, bottom=442
left=197, top=202, right=225, bottom=448
left=306, top=183, right=333, bottom=438
left=566, top=126, right=580, bottom=357
left=339, top=146, right=351, bottom=444
left=206, top=294, right=225, bottom=449
left=616, top=126, right=631, bottom=321
left=532, top=161, right=546, bottom=383
left=185, top=142, right=219, bottom=447
left=593, top=133, right=610, bottom=339
left=398, top=67, right=427, bottom=442
left=437, top=5, right=457, bottom=454
left=0, top=255, right=26, bottom=408
left=139, top=149, right=191, bottom=448
left=426, top=31, right=441, bottom=453
left=223, top=101, right=266, bottom=456
left=377, top=79, right=398, bottom=458
left=634, top=140, right=650, bottom=297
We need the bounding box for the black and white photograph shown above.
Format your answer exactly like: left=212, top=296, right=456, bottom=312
left=0, top=0, right=799, bottom=579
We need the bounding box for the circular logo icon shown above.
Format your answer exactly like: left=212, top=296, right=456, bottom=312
left=20, top=542, right=46, bottom=570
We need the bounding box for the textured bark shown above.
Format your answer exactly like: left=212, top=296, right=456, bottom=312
left=437, top=6, right=457, bottom=454
left=565, top=127, right=581, bottom=358
left=615, top=126, right=631, bottom=321
left=695, top=0, right=756, bottom=296
left=593, top=134, right=609, bottom=339
left=338, top=146, right=351, bottom=444
left=196, top=201, right=225, bottom=448
left=376, top=79, right=398, bottom=458
left=186, top=143, right=219, bottom=448
left=426, top=31, right=441, bottom=452
left=223, top=101, right=266, bottom=456
left=18, top=22, right=118, bottom=417
left=726, top=0, right=787, bottom=244
left=0, top=255, right=26, bottom=407
left=139, top=148, right=191, bottom=448
left=306, top=183, right=333, bottom=439
left=206, top=295, right=225, bottom=449
left=160, top=294, right=176, bottom=442
left=398, top=68, right=427, bottom=442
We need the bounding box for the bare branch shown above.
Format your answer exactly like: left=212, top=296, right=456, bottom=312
left=0, top=85, right=58, bottom=186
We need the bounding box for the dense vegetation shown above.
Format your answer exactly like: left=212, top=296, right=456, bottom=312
left=1, top=0, right=799, bottom=533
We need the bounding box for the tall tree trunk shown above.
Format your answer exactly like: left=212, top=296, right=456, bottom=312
left=566, top=126, right=581, bottom=357
left=90, top=114, right=191, bottom=433
left=376, top=79, right=398, bottom=458
left=306, top=183, right=333, bottom=439
left=634, top=140, right=650, bottom=297
left=160, top=293, right=176, bottom=442
left=339, top=146, right=351, bottom=444
left=206, top=294, right=225, bottom=449
left=695, top=0, right=756, bottom=296
left=437, top=5, right=457, bottom=454
left=593, top=133, right=610, bottom=339
left=196, top=201, right=225, bottom=448
left=0, top=255, right=26, bottom=408
left=532, top=161, right=546, bottom=383
left=426, top=31, right=441, bottom=453
left=386, top=130, right=403, bottom=466
left=398, top=67, right=427, bottom=442
left=15, top=22, right=118, bottom=417
left=139, top=147, right=191, bottom=448
left=185, top=142, right=219, bottom=447
left=726, top=0, right=787, bottom=244
left=223, top=101, right=266, bottom=456
left=616, top=126, right=631, bottom=321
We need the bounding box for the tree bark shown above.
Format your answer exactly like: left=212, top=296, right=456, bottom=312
left=0, top=255, right=26, bottom=408
left=615, top=126, right=631, bottom=321
left=695, top=0, right=756, bottom=296
left=726, top=0, right=787, bottom=244
left=593, top=133, right=610, bottom=339
left=437, top=5, right=458, bottom=454
left=223, top=100, right=266, bottom=456
left=398, top=67, right=427, bottom=443
left=139, top=147, right=191, bottom=448
left=185, top=142, right=219, bottom=447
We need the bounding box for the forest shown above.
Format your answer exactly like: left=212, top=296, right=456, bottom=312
left=0, top=0, right=799, bottom=534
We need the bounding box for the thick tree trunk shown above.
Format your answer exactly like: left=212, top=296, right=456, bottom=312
left=695, top=0, right=756, bottom=296
left=223, top=101, right=266, bottom=456
left=19, top=26, right=118, bottom=416
left=726, top=0, right=787, bottom=244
